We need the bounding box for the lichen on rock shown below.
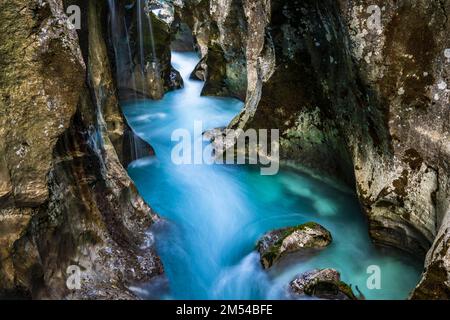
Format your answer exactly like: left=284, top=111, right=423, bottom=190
left=0, top=0, right=162, bottom=299
left=195, top=0, right=450, bottom=298
left=289, top=268, right=358, bottom=300
left=257, top=222, right=332, bottom=269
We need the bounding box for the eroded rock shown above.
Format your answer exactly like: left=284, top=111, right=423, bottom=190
left=257, top=222, right=332, bottom=268
left=172, top=0, right=248, bottom=100
left=188, top=0, right=450, bottom=298
left=190, top=56, right=207, bottom=81
left=113, top=0, right=183, bottom=100
left=289, top=268, right=357, bottom=300
left=0, top=0, right=162, bottom=299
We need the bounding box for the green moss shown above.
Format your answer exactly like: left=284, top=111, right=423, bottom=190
left=337, top=281, right=357, bottom=300
left=259, top=222, right=328, bottom=268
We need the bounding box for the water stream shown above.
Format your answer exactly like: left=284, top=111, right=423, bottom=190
left=122, top=52, right=422, bottom=300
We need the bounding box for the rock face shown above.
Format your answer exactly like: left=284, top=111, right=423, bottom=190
left=0, top=0, right=162, bottom=299
left=171, top=22, right=195, bottom=52
left=290, top=269, right=357, bottom=300
left=0, top=0, right=85, bottom=294
left=411, top=208, right=450, bottom=299
left=257, top=222, right=332, bottom=269
left=174, top=0, right=449, bottom=298
left=112, top=0, right=183, bottom=100
left=0, top=0, right=85, bottom=208
left=172, top=0, right=248, bottom=100
left=1, top=0, right=449, bottom=300
left=190, top=56, right=207, bottom=81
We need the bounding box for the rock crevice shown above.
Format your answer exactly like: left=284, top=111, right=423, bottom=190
left=0, top=0, right=162, bottom=299
left=171, top=0, right=450, bottom=298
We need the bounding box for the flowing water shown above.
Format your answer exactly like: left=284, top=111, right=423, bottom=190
left=122, top=51, right=422, bottom=300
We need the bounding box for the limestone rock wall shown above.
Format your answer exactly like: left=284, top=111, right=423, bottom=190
left=339, top=1, right=449, bottom=298
left=172, top=0, right=449, bottom=298
left=0, top=0, right=85, bottom=208
left=0, top=0, right=85, bottom=294
left=173, top=0, right=248, bottom=100
left=115, top=0, right=183, bottom=100
left=0, top=0, right=162, bottom=299
left=1, top=0, right=449, bottom=300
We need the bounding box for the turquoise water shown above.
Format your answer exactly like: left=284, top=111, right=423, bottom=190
left=122, top=52, right=422, bottom=300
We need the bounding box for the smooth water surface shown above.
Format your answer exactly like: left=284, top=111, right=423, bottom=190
left=122, top=52, right=422, bottom=300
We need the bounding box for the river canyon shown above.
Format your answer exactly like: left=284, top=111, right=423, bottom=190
left=0, top=0, right=449, bottom=300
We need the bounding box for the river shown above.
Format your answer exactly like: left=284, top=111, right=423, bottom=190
left=122, top=51, right=422, bottom=300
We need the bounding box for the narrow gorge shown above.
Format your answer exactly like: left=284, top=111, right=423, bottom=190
left=0, top=0, right=449, bottom=300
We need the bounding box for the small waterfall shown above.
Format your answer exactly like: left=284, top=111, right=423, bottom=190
left=105, top=0, right=163, bottom=100
left=126, top=126, right=139, bottom=161
left=108, top=0, right=140, bottom=101
left=124, top=17, right=138, bottom=100
left=137, top=0, right=145, bottom=74
left=144, top=1, right=159, bottom=73
left=107, top=0, right=124, bottom=88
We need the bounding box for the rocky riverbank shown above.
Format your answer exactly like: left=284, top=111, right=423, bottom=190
left=0, top=0, right=448, bottom=299
left=0, top=0, right=162, bottom=299
left=256, top=222, right=332, bottom=269
left=166, top=0, right=449, bottom=298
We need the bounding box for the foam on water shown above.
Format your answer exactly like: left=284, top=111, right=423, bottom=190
left=122, top=52, right=422, bottom=300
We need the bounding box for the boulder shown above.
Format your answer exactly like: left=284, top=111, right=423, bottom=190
left=289, top=268, right=357, bottom=300
left=257, top=222, right=332, bottom=268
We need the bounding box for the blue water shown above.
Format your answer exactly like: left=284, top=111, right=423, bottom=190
left=122, top=52, right=422, bottom=300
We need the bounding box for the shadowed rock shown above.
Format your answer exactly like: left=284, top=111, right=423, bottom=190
left=0, top=0, right=163, bottom=299
left=289, top=268, right=357, bottom=300
left=190, top=56, right=207, bottom=81
left=175, top=0, right=450, bottom=298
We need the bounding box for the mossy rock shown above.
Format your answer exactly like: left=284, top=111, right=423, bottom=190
left=256, top=222, right=332, bottom=268
left=290, top=268, right=358, bottom=300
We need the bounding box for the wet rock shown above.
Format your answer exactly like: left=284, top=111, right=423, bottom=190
left=86, top=0, right=127, bottom=162
left=173, top=0, right=248, bottom=100
left=411, top=196, right=450, bottom=299
left=257, top=222, right=332, bottom=268
left=171, top=22, right=195, bottom=52
left=190, top=56, right=207, bottom=81
left=0, top=0, right=85, bottom=208
left=0, top=208, right=32, bottom=291
left=0, top=0, right=85, bottom=292
left=289, top=269, right=357, bottom=300
left=188, top=0, right=449, bottom=298
left=115, top=0, right=183, bottom=100
left=0, top=0, right=162, bottom=299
